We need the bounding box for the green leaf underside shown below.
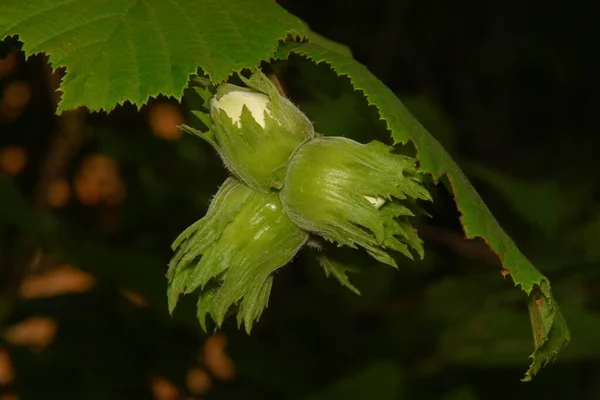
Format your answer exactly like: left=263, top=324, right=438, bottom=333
left=274, top=41, right=569, bottom=379
left=0, top=0, right=307, bottom=112
left=168, top=178, right=308, bottom=332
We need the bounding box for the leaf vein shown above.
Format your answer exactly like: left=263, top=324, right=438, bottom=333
left=66, top=0, right=140, bottom=108
left=141, top=0, right=175, bottom=91
left=29, top=14, right=120, bottom=55
left=1, top=0, right=80, bottom=36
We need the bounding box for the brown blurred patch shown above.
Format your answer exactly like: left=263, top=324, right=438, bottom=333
left=98, top=206, right=124, bottom=234
left=186, top=367, right=211, bottom=395
left=0, top=394, right=19, bottom=400
left=201, top=333, right=235, bottom=381
left=148, top=102, right=184, bottom=141
left=0, top=52, right=18, bottom=78
left=0, top=348, right=15, bottom=385
left=0, top=80, right=31, bottom=123
left=2, top=81, right=31, bottom=110
left=3, top=317, right=57, bottom=350
left=19, top=264, right=95, bottom=299
left=151, top=376, right=179, bottom=400
left=0, top=145, right=27, bottom=176
left=74, top=154, right=126, bottom=206
left=46, top=178, right=71, bottom=208
left=121, top=289, right=149, bottom=308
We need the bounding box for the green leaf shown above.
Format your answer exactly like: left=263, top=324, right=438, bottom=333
left=462, top=162, right=562, bottom=236
left=305, top=30, right=352, bottom=57
left=275, top=41, right=569, bottom=378
left=439, top=388, right=478, bottom=400
left=429, top=276, right=595, bottom=371
left=402, top=95, right=457, bottom=154
left=317, top=255, right=360, bottom=295
left=307, top=362, right=402, bottom=400
left=0, top=176, right=56, bottom=237
left=523, top=280, right=570, bottom=381
left=0, top=0, right=307, bottom=112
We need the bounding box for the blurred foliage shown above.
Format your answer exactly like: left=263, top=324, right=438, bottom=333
left=1, top=0, right=600, bottom=399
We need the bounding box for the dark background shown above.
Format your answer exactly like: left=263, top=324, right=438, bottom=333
left=1, top=0, right=599, bottom=399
